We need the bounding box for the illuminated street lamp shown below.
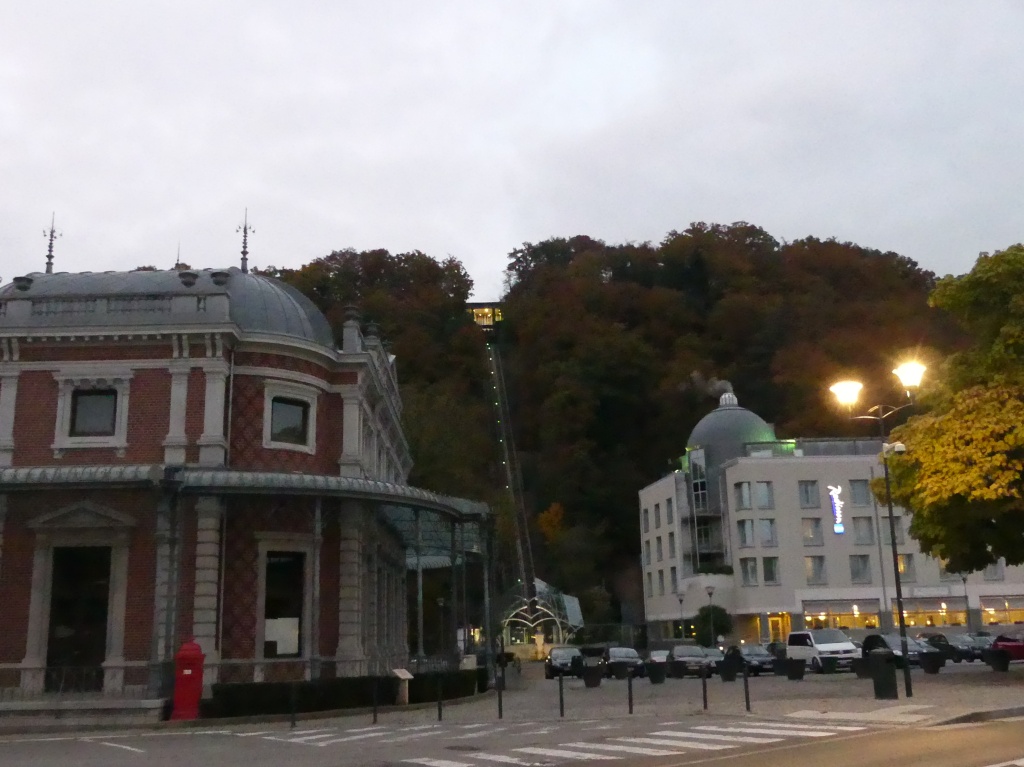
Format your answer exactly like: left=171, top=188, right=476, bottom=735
left=705, top=585, right=716, bottom=647
left=677, top=594, right=685, bottom=639
left=829, top=361, right=925, bottom=699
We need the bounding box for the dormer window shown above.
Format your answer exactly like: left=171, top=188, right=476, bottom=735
left=263, top=381, right=318, bottom=454
left=70, top=389, right=118, bottom=436
left=52, top=370, right=132, bottom=456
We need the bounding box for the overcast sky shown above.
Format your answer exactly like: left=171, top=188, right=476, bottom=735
left=2, top=2, right=1021, bottom=300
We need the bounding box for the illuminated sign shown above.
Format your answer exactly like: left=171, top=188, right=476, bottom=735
left=828, top=484, right=845, bottom=534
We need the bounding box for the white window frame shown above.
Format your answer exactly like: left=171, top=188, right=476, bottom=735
left=52, top=370, right=133, bottom=455
left=805, top=555, right=827, bottom=585
left=758, top=518, right=778, bottom=548
left=734, top=482, right=752, bottom=510
left=755, top=481, right=775, bottom=510
left=849, top=554, right=872, bottom=584
left=740, top=557, right=758, bottom=586
left=852, top=516, right=874, bottom=545
left=668, top=531, right=676, bottom=558
left=255, top=533, right=315, bottom=667
left=263, top=380, right=319, bottom=455
left=737, top=519, right=754, bottom=548
left=849, top=479, right=871, bottom=506
left=762, top=556, right=780, bottom=585
left=798, top=480, right=820, bottom=508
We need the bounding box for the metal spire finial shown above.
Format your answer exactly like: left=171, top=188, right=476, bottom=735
left=236, top=209, right=254, bottom=274
left=43, top=212, right=61, bottom=274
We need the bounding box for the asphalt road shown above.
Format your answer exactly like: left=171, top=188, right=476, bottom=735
left=1, top=714, right=1021, bottom=767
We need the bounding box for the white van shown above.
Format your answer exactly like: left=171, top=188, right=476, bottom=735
left=786, top=629, right=859, bottom=672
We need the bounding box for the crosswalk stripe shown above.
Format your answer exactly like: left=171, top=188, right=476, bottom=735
left=516, top=747, right=618, bottom=760
left=561, top=742, right=685, bottom=756
left=693, top=725, right=835, bottom=737
left=404, top=758, right=475, bottom=767
left=235, top=731, right=273, bottom=737
left=381, top=731, right=444, bottom=744
left=311, top=729, right=387, bottom=741
left=651, top=730, right=780, bottom=745
left=451, top=727, right=508, bottom=739
left=980, top=761, right=1024, bottom=767
left=460, top=724, right=489, bottom=729
left=470, top=754, right=551, bottom=766
left=289, top=733, right=345, bottom=743
left=615, top=738, right=733, bottom=751
left=346, top=726, right=386, bottom=733
left=767, top=722, right=864, bottom=732
left=289, top=729, right=332, bottom=735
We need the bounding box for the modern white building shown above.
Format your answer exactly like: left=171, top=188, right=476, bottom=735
left=640, top=391, right=1024, bottom=643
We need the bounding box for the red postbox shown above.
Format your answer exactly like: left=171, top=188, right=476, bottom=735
left=170, top=639, right=205, bottom=720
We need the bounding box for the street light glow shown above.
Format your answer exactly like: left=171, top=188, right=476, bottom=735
left=829, top=380, right=863, bottom=407
left=893, top=361, right=926, bottom=389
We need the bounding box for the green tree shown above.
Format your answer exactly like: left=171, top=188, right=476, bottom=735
left=693, top=604, right=732, bottom=647
left=887, top=244, right=1024, bottom=572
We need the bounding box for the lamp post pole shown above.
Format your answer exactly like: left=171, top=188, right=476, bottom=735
left=677, top=595, right=685, bottom=639
left=961, top=575, right=970, bottom=632
left=705, top=585, right=716, bottom=647
left=830, top=361, right=924, bottom=700
left=881, top=439, right=913, bottom=698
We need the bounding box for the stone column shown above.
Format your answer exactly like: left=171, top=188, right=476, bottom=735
left=198, top=361, right=229, bottom=466
left=0, top=372, right=19, bottom=467
left=163, top=362, right=190, bottom=464
left=338, top=387, right=363, bottom=478
left=758, top=612, right=771, bottom=643
left=192, top=496, right=223, bottom=691
left=336, top=501, right=367, bottom=675
left=0, top=495, right=6, bottom=577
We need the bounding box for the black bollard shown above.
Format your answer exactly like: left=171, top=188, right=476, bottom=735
left=627, top=671, right=634, bottom=714
left=701, top=666, right=708, bottom=711
left=289, top=681, right=298, bottom=729
left=437, top=675, right=443, bottom=721
left=742, top=663, right=751, bottom=712
left=498, top=663, right=506, bottom=719
left=372, top=676, right=379, bottom=724
left=558, top=672, right=565, bottom=717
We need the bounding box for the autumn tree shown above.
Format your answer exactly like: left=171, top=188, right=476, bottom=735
left=887, top=244, right=1024, bottom=572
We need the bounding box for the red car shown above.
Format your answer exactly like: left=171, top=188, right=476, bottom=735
left=991, top=633, right=1024, bottom=661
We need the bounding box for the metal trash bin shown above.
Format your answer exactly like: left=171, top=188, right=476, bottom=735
left=869, top=648, right=898, bottom=700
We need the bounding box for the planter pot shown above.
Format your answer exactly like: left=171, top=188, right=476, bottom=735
left=668, top=660, right=687, bottom=679
left=989, top=649, right=1011, bottom=673
left=773, top=659, right=788, bottom=676
left=646, top=663, right=667, bottom=684
left=786, top=658, right=806, bottom=680
left=609, top=661, right=629, bottom=680
left=719, top=665, right=738, bottom=682
left=582, top=665, right=603, bottom=688
left=852, top=657, right=872, bottom=679
left=919, top=654, right=944, bottom=674
left=819, top=657, right=839, bottom=674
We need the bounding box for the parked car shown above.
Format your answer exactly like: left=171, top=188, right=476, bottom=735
left=600, top=646, right=645, bottom=677
left=544, top=646, right=583, bottom=679
left=703, top=646, right=725, bottom=674
left=738, top=643, right=775, bottom=675
left=669, top=644, right=713, bottom=676
left=862, top=633, right=941, bottom=667
left=991, top=633, right=1024, bottom=662
left=786, top=629, right=860, bottom=672
left=917, top=632, right=978, bottom=663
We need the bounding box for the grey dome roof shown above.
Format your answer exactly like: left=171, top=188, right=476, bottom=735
left=687, top=392, right=776, bottom=452
left=0, top=267, right=336, bottom=349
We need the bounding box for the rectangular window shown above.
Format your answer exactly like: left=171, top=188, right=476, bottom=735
left=656, top=536, right=663, bottom=562
left=805, top=555, right=827, bottom=585
left=737, top=519, right=755, bottom=548
left=938, top=560, right=961, bottom=581
left=670, top=566, right=678, bottom=593
left=881, top=517, right=905, bottom=545
left=657, top=569, right=665, bottom=595
left=654, top=503, right=661, bottom=529
left=668, top=532, right=676, bottom=558
left=850, top=554, right=872, bottom=584
left=666, top=498, right=674, bottom=525
left=70, top=389, right=118, bottom=436
left=270, top=397, right=310, bottom=445
left=849, top=479, right=871, bottom=506
left=984, top=560, right=1005, bottom=581
left=798, top=480, right=820, bottom=508
left=734, top=481, right=751, bottom=509
left=644, top=540, right=651, bottom=566
left=646, top=571, right=652, bottom=597
left=740, top=557, right=758, bottom=586
left=898, top=553, right=916, bottom=582
left=758, top=518, right=778, bottom=547
left=264, top=551, right=305, bottom=658
left=802, top=517, right=823, bottom=546
left=763, top=557, right=780, bottom=584
left=642, top=508, right=649, bottom=533
left=755, top=481, right=775, bottom=509
left=852, top=516, right=874, bottom=545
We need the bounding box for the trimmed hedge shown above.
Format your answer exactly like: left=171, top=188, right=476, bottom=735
left=201, top=670, right=482, bottom=719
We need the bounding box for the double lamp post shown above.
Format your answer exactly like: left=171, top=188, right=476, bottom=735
left=830, top=360, right=925, bottom=699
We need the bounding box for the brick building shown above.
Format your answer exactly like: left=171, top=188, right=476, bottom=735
left=0, top=266, right=485, bottom=706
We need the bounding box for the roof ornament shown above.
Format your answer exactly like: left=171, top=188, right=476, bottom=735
left=237, top=208, right=254, bottom=274
left=43, top=212, right=61, bottom=274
